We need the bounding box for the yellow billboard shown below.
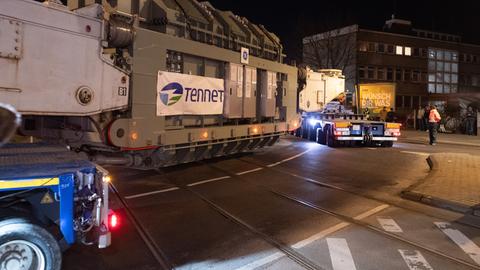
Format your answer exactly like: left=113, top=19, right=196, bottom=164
left=359, top=83, right=395, bottom=114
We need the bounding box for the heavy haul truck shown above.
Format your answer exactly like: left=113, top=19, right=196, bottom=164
left=0, top=104, right=114, bottom=270
left=0, top=0, right=400, bottom=171
left=0, top=0, right=401, bottom=267
left=296, top=68, right=401, bottom=147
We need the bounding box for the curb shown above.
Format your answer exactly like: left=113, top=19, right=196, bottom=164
left=401, top=154, right=480, bottom=217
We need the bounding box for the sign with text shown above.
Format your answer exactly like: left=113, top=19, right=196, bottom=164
left=359, top=83, right=396, bottom=114
left=157, top=71, right=225, bottom=116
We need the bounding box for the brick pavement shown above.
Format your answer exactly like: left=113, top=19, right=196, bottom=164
left=402, top=153, right=480, bottom=215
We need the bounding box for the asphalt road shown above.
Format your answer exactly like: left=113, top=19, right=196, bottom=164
left=63, top=136, right=480, bottom=270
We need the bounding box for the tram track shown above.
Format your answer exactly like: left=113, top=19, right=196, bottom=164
left=204, top=161, right=480, bottom=270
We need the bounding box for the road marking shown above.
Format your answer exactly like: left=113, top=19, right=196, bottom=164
left=367, top=147, right=377, bottom=150
left=236, top=168, right=263, bottom=175
left=377, top=217, right=403, bottom=233
left=353, top=204, right=389, bottom=220
left=400, top=151, right=430, bottom=157
left=125, top=187, right=179, bottom=199
left=234, top=204, right=389, bottom=270
left=327, top=238, right=357, bottom=270
left=234, top=252, right=284, bottom=270
left=187, top=176, right=231, bottom=187
left=293, top=222, right=350, bottom=249
left=267, top=150, right=310, bottom=167
left=435, top=222, right=480, bottom=265
left=398, top=249, right=433, bottom=270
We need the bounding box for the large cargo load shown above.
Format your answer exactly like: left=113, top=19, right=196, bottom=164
left=0, top=0, right=300, bottom=169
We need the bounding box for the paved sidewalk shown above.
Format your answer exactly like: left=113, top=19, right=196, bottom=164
left=402, top=153, right=480, bottom=216
left=399, top=130, right=480, bottom=147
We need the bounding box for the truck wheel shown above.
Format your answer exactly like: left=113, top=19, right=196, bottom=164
left=308, top=125, right=319, bottom=141
left=326, top=128, right=337, bottom=147
left=316, top=128, right=326, bottom=145
left=382, top=141, right=394, bottom=147
left=0, top=218, right=62, bottom=270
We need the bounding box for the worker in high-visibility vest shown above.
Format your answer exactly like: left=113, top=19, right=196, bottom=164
left=428, top=105, right=441, bottom=145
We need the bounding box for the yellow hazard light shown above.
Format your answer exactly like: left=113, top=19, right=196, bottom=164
left=335, top=122, right=351, bottom=128
left=130, top=131, right=139, bottom=141
left=386, top=123, right=402, bottom=129
left=201, top=131, right=209, bottom=139
left=252, top=127, right=259, bottom=134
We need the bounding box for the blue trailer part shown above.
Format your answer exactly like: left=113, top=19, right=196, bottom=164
left=0, top=144, right=111, bottom=270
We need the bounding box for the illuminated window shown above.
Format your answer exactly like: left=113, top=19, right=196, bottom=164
left=396, top=46, right=403, bottom=55
left=404, top=47, right=411, bottom=56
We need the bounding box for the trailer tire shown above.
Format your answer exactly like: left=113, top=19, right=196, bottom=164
left=0, top=218, right=62, bottom=270
left=326, top=127, right=337, bottom=147
left=316, top=127, right=326, bottom=145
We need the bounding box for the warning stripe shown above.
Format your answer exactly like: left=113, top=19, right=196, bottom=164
left=0, top=178, right=59, bottom=190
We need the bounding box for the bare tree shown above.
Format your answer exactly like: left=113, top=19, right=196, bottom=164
left=303, top=27, right=356, bottom=72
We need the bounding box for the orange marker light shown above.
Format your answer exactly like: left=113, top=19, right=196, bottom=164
left=252, top=127, right=258, bottom=134
left=201, top=131, right=209, bottom=139
left=130, top=132, right=138, bottom=141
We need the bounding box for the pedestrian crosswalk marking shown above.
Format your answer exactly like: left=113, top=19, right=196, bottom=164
left=398, top=249, right=433, bottom=270
left=435, top=222, right=480, bottom=265
left=377, top=217, right=403, bottom=233
left=327, top=238, right=357, bottom=270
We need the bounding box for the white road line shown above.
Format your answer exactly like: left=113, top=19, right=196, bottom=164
left=124, top=187, right=179, bottom=199
left=377, top=217, right=403, bottom=233
left=367, top=147, right=377, bottom=150
left=398, top=249, right=433, bottom=270
left=435, top=222, right=480, bottom=265
left=267, top=150, right=310, bottom=167
left=234, top=204, right=389, bottom=270
left=187, top=176, right=231, bottom=187
left=236, top=168, right=263, bottom=175
left=327, top=238, right=357, bottom=270
left=234, top=252, right=284, bottom=270
left=292, top=222, right=350, bottom=249
left=353, top=204, right=389, bottom=220
left=400, top=151, right=430, bottom=156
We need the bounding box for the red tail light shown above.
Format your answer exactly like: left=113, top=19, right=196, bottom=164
left=108, top=212, right=119, bottom=229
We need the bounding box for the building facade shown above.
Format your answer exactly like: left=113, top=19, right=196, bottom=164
left=303, top=18, right=480, bottom=122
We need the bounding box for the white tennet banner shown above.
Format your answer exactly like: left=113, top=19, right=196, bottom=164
left=156, top=71, right=225, bottom=116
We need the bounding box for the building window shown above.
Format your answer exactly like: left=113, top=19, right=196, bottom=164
left=368, top=42, right=375, bottom=52
left=412, top=70, right=420, bottom=82
left=395, top=68, right=402, bottom=81
left=359, top=66, right=366, bottom=79
left=413, top=48, right=420, bottom=57
left=404, top=47, right=412, bottom=56
left=377, top=67, right=385, bottom=80
left=358, top=42, right=368, bottom=52
left=367, top=66, right=375, bottom=79
left=377, top=43, right=385, bottom=53
left=387, top=44, right=394, bottom=54
left=404, top=69, right=411, bottom=81
left=428, top=48, right=459, bottom=94
left=396, top=46, right=403, bottom=55
left=387, top=68, right=393, bottom=81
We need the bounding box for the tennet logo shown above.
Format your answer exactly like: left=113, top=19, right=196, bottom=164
left=160, top=82, right=224, bottom=106
left=160, top=82, right=183, bottom=106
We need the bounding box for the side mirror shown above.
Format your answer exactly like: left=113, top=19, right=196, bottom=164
left=0, top=103, right=21, bottom=146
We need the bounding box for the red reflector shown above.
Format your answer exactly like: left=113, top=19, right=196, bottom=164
left=334, top=131, right=342, bottom=136
left=109, top=212, right=119, bottom=229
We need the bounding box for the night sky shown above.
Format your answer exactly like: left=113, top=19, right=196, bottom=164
left=208, top=0, right=480, bottom=62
